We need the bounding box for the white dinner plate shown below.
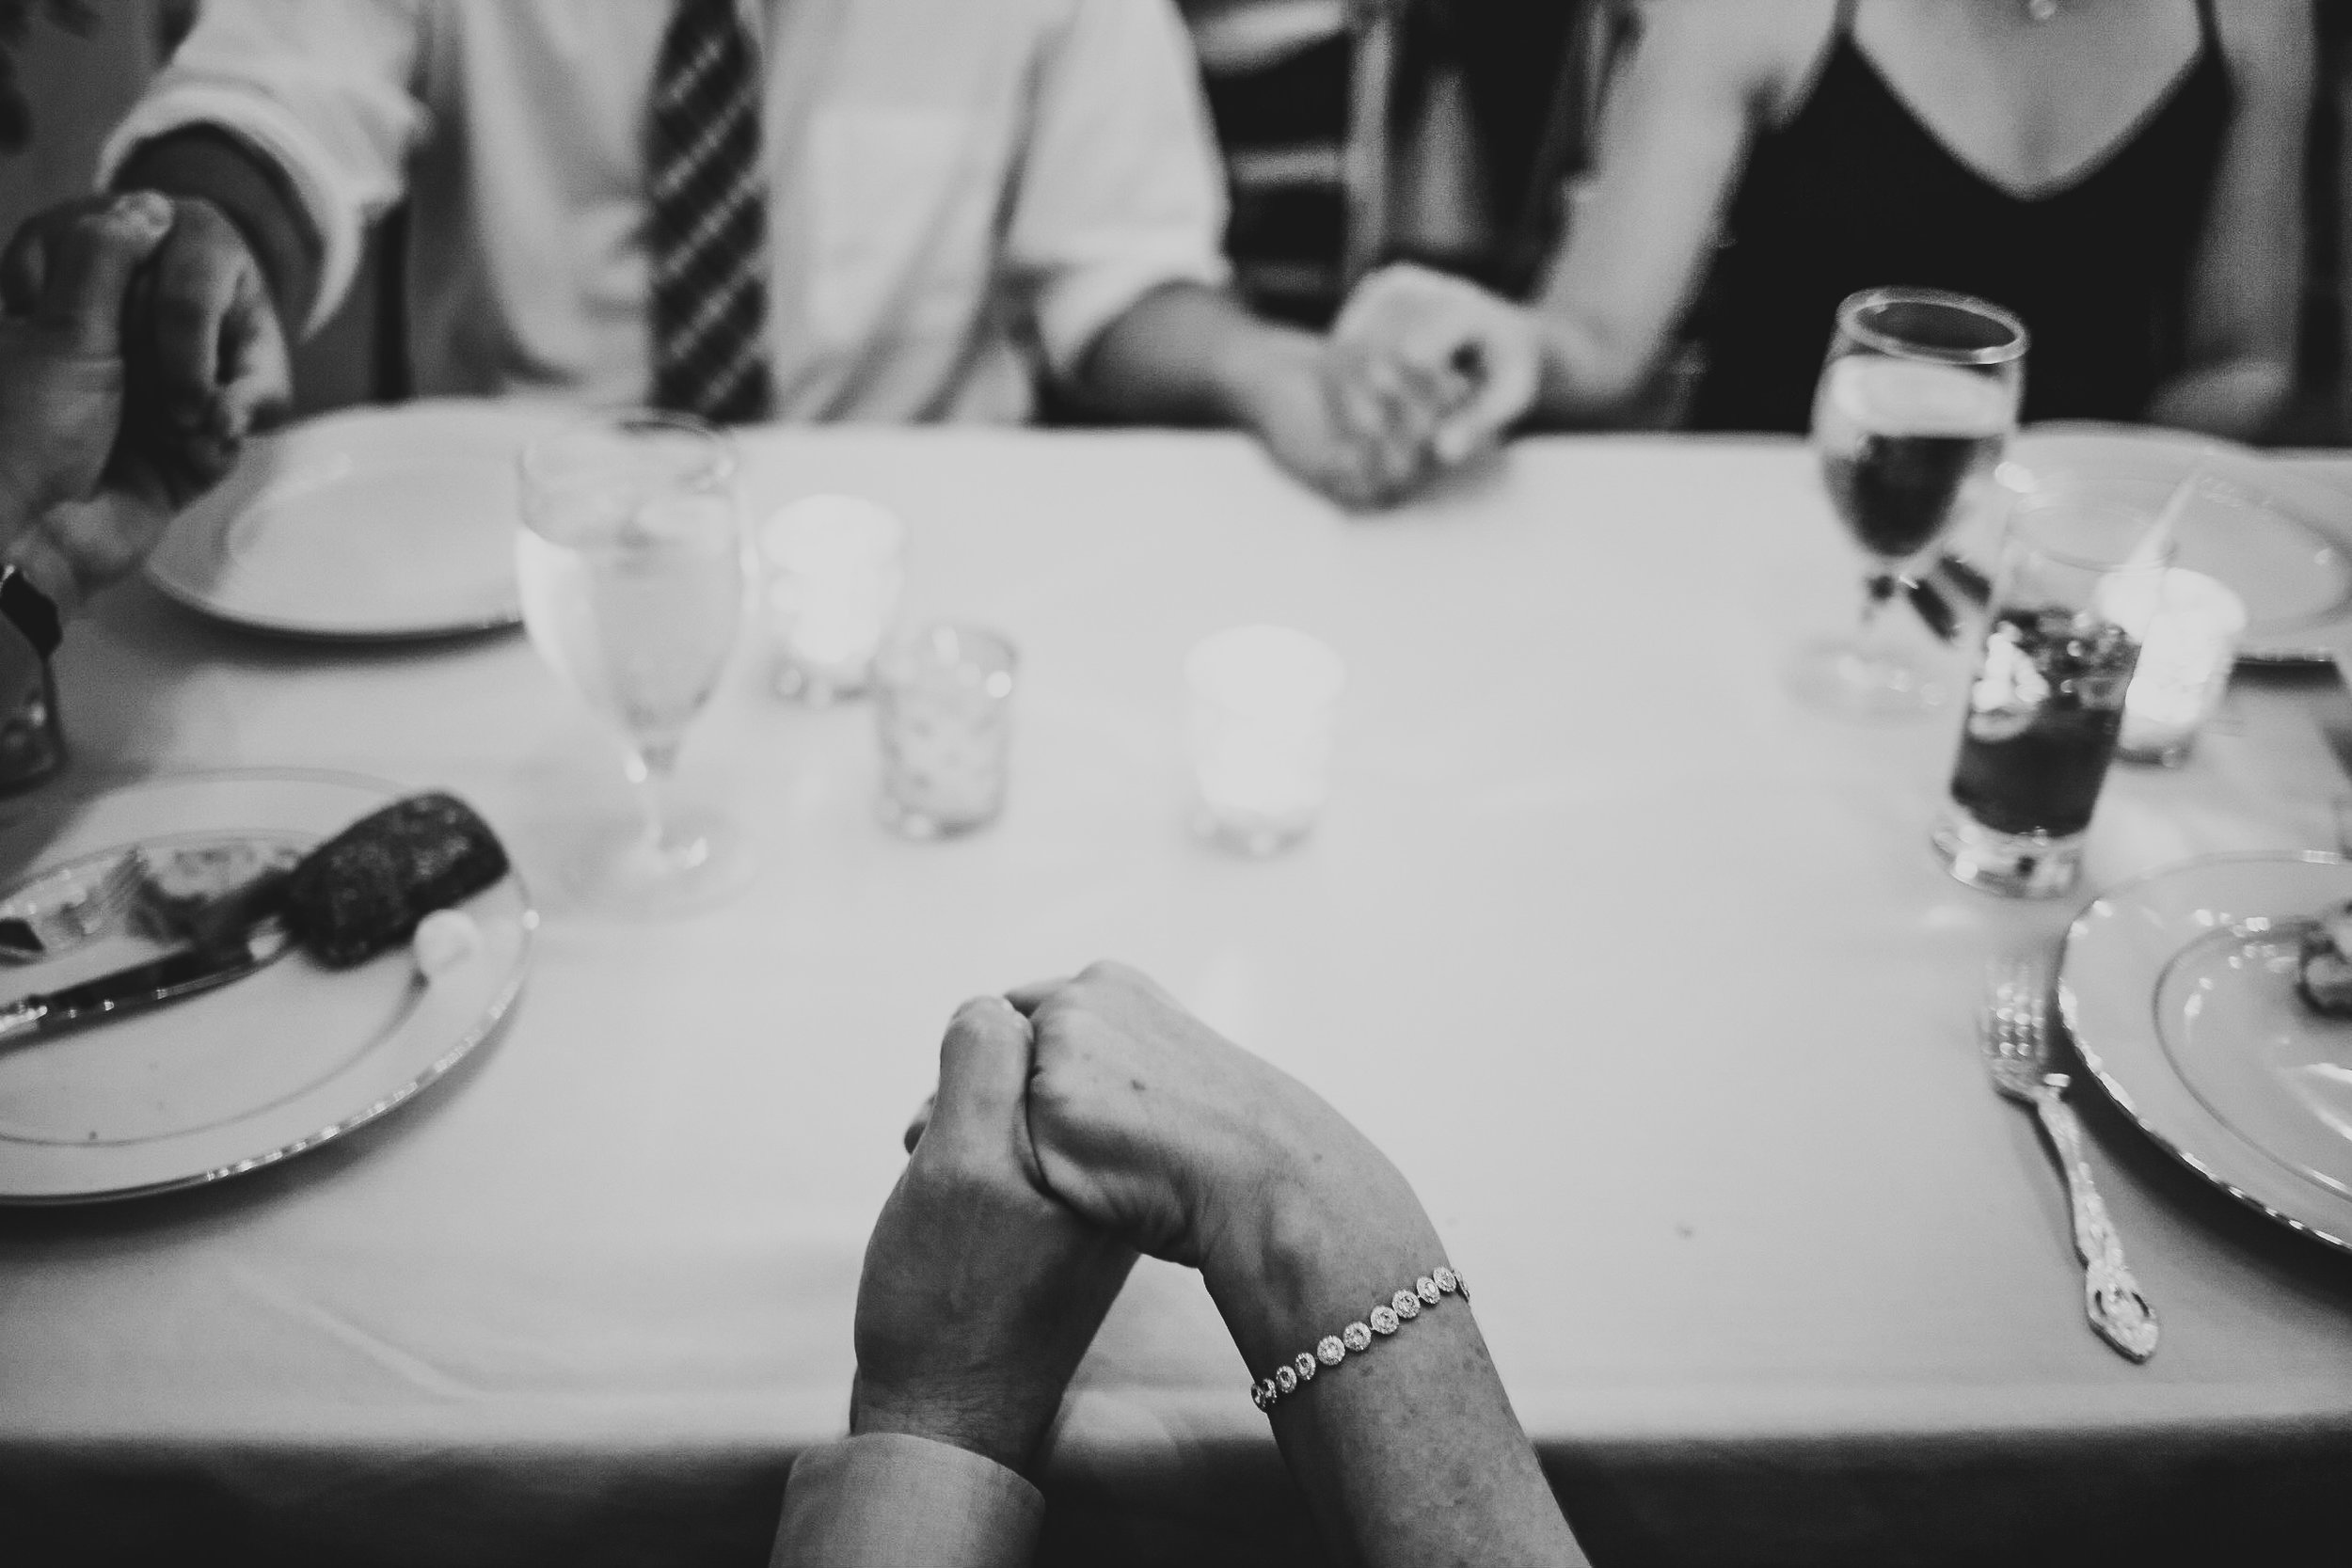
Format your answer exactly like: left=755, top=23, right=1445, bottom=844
left=0, top=769, right=532, bottom=1203
left=2003, top=427, right=2352, bottom=667
left=2061, top=851, right=2352, bottom=1255
left=147, top=400, right=572, bottom=641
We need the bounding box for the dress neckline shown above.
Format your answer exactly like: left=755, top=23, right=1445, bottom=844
left=1820, top=25, right=2217, bottom=207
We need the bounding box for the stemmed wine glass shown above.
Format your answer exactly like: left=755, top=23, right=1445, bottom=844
left=1793, top=287, right=2027, bottom=720
left=516, top=409, right=748, bottom=912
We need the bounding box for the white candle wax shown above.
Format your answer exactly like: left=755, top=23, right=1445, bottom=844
left=1186, top=626, right=1346, bottom=855
left=2113, top=568, right=2245, bottom=765
left=758, top=495, right=905, bottom=700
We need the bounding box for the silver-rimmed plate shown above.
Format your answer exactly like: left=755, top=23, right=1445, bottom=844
left=2004, top=427, right=2352, bottom=667
left=2061, top=851, right=2352, bottom=1254
left=147, top=400, right=572, bottom=641
left=0, top=769, right=532, bottom=1203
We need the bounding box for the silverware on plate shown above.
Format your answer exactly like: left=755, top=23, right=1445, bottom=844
left=1981, top=960, right=2160, bottom=1363
left=0, top=853, right=143, bottom=963
left=0, top=914, right=292, bottom=1049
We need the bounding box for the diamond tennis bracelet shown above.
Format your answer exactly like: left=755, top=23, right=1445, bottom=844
left=1248, top=1265, right=1467, bottom=1413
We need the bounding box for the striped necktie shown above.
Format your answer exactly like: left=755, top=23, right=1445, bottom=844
left=646, top=0, right=772, bottom=423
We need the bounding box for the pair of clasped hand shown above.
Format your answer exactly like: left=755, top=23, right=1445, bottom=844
left=850, top=960, right=1439, bottom=1473
left=1310, top=263, right=1549, bottom=511
left=0, top=191, right=286, bottom=611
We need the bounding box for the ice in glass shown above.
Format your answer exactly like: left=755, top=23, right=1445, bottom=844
left=1933, top=493, right=2169, bottom=897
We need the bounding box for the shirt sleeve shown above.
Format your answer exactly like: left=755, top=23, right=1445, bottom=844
left=96, top=0, right=432, bottom=339
left=1007, top=0, right=1234, bottom=380
left=771, top=1433, right=1044, bottom=1568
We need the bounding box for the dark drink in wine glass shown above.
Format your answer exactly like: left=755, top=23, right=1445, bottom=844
left=1818, top=357, right=2010, bottom=562
left=1794, top=289, right=2026, bottom=721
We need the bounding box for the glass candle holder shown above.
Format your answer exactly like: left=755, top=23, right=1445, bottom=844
left=1932, top=492, right=2170, bottom=899
left=2107, top=568, right=2246, bottom=767
left=875, top=624, right=1017, bottom=839
left=758, top=495, right=905, bottom=704
left=1186, top=625, right=1346, bottom=856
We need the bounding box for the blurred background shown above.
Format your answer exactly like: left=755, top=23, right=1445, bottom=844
left=4, top=0, right=2344, bottom=439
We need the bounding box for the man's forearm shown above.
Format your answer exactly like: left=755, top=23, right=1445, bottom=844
left=114, top=128, right=321, bottom=331
left=1069, top=282, right=1314, bottom=427
left=1203, top=1181, right=1592, bottom=1568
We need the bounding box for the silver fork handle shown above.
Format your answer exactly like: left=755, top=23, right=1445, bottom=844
left=2032, top=1092, right=2160, bottom=1362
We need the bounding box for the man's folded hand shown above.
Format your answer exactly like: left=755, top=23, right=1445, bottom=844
left=1333, top=262, right=1545, bottom=470
left=3, top=189, right=290, bottom=512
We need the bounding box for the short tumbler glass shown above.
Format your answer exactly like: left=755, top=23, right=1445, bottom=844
left=875, top=624, right=1017, bottom=838
left=1931, top=493, right=2171, bottom=898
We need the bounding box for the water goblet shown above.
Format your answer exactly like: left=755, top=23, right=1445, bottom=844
left=516, top=409, right=748, bottom=913
left=1794, top=287, right=2027, bottom=720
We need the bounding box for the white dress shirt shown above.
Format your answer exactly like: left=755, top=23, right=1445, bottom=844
left=102, top=0, right=1232, bottom=423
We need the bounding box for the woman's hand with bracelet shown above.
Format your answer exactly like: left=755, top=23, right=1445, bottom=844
left=1006, top=962, right=1436, bottom=1284
left=1004, top=961, right=1590, bottom=1568
left=1005, top=960, right=1458, bottom=1398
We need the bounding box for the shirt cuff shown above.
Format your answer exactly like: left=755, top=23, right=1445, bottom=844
left=771, top=1433, right=1043, bottom=1568
left=98, top=85, right=363, bottom=341
left=1034, top=246, right=1233, bottom=384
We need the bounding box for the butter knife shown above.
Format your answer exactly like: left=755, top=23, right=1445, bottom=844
left=0, top=918, right=292, bottom=1048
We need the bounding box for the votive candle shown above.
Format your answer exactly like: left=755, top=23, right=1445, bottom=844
left=758, top=495, right=905, bottom=704
left=2115, top=568, right=2245, bottom=767
left=1186, top=625, right=1346, bottom=856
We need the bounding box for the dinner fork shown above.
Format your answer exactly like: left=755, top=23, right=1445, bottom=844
left=0, top=853, right=144, bottom=963
left=1981, top=961, right=2160, bottom=1363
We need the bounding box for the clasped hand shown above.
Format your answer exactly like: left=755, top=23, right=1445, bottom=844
left=1259, top=263, right=1545, bottom=511
left=853, top=961, right=1422, bottom=1472
left=0, top=189, right=289, bottom=610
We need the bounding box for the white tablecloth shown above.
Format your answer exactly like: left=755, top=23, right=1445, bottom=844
left=2, top=432, right=2348, bottom=1566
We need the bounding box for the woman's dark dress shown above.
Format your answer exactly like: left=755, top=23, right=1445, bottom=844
left=1686, top=0, right=2233, bottom=432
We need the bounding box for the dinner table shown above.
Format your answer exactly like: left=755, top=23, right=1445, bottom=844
left=1, top=426, right=2348, bottom=1568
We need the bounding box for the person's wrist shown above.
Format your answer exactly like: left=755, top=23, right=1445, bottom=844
left=115, top=128, right=319, bottom=327
left=1529, top=310, right=1587, bottom=426
left=1209, top=321, right=1322, bottom=435
left=849, top=1371, right=1056, bottom=1475
left=1199, top=1137, right=1443, bottom=1370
